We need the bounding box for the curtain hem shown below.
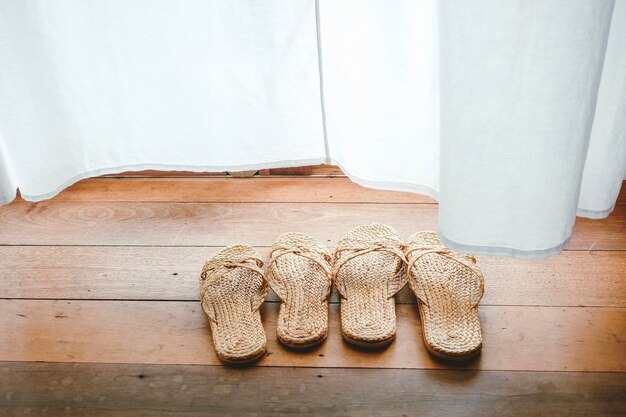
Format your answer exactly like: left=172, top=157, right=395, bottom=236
left=17, top=158, right=330, bottom=203
left=6, top=158, right=611, bottom=261
left=0, top=188, right=16, bottom=206
left=330, top=158, right=440, bottom=200
left=576, top=204, right=615, bottom=219
left=438, top=230, right=571, bottom=259
left=12, top=158, right=443, bottom=204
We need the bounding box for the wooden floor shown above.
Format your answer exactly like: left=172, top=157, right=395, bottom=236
left=0, top=173, right=625, bottom=416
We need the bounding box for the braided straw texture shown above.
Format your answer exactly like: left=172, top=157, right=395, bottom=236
left=405, top=231, right=484, bottom=360
left=266, top=232, right=332, bottom=348
left=200, top=244, right=268, bottom=363
left=333, top=224, right=406, bottom=346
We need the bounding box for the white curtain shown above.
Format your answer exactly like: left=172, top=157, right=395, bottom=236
left=0, top=0, right=624, bottom=258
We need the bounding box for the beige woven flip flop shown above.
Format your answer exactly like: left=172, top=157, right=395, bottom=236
left=199, top=244, right=268, bottom=364
left=333, top=224, right=407, bottom=347
left=266, top=232, right=332, bottom=349
left=404, top=231, right=484, bottom=361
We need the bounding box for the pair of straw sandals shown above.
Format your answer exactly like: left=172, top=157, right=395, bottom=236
left=200, top=224, right=485, bottom=364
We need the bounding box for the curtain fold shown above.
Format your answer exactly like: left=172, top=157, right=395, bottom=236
left=0, top=0, right=624, bottom=258
left=578, top=0, right=626, bottom=219
left=319, top=0, right=440, bottom=198
left=437, top=0, right=618, bottom=257
left=0, top=134, right=16, bottom=206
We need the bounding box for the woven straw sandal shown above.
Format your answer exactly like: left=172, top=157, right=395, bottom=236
left=404, top=231, right=485, bottom=361
left=333, top=224, right=407, bottom=347
left=266, top=232, right=332, bottom=349
left=199, top=244, right=268, bottom=364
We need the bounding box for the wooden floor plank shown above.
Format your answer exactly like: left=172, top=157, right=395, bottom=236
left=0, top=201, right=237, bottom=246
left=41, top=177, right=434, bottom=204
left=1, top=202, right=624, bottom=249
left=1, top=300, right=624, bottom=372
left=18, top=177, right=624, bottom=204
left=2, top=176, right=623, bottom=416
left=1, top=247, right=625, bottom=307
left=2, top=362, right=624, bottom=417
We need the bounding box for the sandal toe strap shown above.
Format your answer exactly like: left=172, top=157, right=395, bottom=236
left=405, top=245, right=484, bottom=307
left=200, top=256, right=267, bottom=321
left=267, top=245, right=332, bottom=301
left=332, top=242, right=407, bottom=299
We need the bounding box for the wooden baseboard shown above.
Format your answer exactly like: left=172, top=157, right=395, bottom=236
left=105, top=164, right=344, bottom=178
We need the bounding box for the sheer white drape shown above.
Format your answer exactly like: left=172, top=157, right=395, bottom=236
left=0, top=0, right=624, bottom=258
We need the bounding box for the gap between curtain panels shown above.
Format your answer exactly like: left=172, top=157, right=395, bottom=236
left=314, top=0, right=331, bottom=164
